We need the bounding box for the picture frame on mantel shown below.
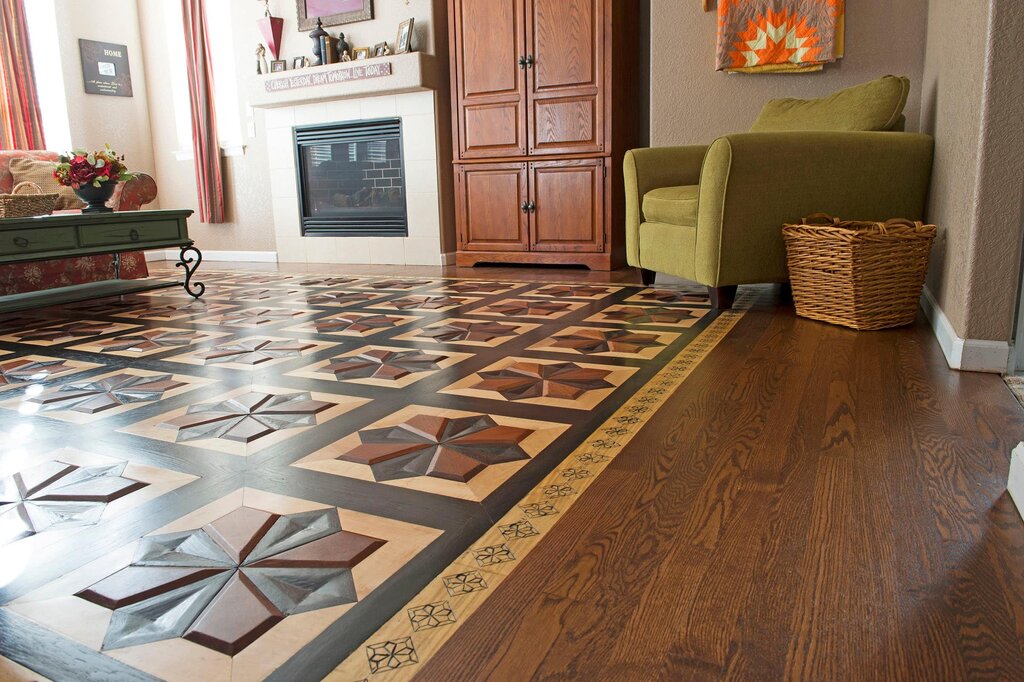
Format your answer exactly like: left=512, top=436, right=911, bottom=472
left=296, top=0, right=372, bottom=32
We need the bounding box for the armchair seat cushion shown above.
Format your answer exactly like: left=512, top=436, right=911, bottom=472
left=642, top=184, right=699, bottom=227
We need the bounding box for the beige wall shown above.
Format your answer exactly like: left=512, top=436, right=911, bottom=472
left=649, top=0, right=930, bottom=145
left=138, top=0, right=446, bottom=253
left=921, top=0, right=1024, bottom=342
left=52, top=0, right=155, bottom=182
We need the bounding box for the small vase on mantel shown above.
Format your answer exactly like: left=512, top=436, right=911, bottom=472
left=75, top=181, right=117, bottom=213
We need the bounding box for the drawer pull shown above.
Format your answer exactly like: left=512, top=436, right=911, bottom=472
left=13, top=237, right=29, bottom=248
left=128, top=228, right=140, bottom=242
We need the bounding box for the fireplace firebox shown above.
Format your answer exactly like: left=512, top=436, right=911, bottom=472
left=294, top=118, right=407, bottom=237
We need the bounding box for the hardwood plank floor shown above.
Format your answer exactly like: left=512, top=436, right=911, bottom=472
left=407, top=282, right=1024, bottom=681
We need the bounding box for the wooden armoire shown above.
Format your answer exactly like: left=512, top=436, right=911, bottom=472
left=447, top=0, right=640, bottom=270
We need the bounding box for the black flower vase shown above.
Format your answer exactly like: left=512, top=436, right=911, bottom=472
left=75, top=181, right=117, bottom=213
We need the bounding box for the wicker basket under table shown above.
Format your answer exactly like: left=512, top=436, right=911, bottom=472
left=782, top=215, right=936, bottom=331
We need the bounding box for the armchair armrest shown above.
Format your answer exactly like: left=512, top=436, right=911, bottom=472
left=624, top=145, right=708, bottom=266
left=111, top=172, right=158, bottom=211
left=696, top=131, right=934, bottom=286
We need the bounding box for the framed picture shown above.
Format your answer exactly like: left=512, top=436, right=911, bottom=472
left=270, top=60, right=287, bottom=73
left=373, top=41, right=389, bottom=57
left=292, top=56, right=309, bottom=69
left=296, top=0, right=371, bottom=32
left=352, top=47, right=371, bottom=60
left=395, top=18, right=414, bottom=54
left=79, top=39, right=133, bottom=97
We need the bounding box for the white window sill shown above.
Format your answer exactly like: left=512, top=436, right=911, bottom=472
left=173, top=144, right=246, bottom=161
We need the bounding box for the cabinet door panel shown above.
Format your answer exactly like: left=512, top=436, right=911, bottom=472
left=454, top=0, right=527, bottom=159
left=527, top=0, right=604, bottom=155
left=529, top=159, right=604, bottom=252
left=456, top=164, right=529, bottom=251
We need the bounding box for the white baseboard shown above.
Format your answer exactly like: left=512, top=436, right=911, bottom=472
left=919, top=286, right=1011, bottom=373
left=146, top=250, right=278, bottom=263
left=1009, top=443, right=1024, bottom=520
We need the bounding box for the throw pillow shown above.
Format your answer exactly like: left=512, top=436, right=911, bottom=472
left=8, top=157, right=86, bottom=210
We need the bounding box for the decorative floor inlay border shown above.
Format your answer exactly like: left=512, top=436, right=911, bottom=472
left=326, top=291, right=753, bottom=681
left=0, top=270, right=747, bottom=682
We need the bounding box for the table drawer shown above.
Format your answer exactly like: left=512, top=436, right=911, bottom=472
left=78, top=220, right=183, bottom=247
left=0, top=226, right=79, bottom=256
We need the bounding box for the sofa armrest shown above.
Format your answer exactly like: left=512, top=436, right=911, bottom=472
left=623, top=145, right=708, bottom=267
left=696, top=131, right=934, bottom=286
left=112, top=172, right=158, bottom=211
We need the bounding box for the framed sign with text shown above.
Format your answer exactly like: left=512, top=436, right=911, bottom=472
left=79, top=39, right=133, bottom=97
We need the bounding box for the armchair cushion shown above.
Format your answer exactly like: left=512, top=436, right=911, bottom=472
left=642, top=185, right=699, bottom=227
left=750, top=75, right=910, bottom=133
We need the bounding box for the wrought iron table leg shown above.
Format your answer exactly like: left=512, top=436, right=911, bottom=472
left=112, top=252, right=121, bottom=280
left=176, top=244, right=205, bottom=299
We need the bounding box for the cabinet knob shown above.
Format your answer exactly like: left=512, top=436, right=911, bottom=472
left=520, top=201, right=530, bottom=213
left=13, top=237, right=29, bottom=248
left=129, top=228, right=140, bottom=242
left=527, top=201, right=537, bottom=213
left=525, top=54, right=534, bottom=68
left=518, top=55, right=527, bottom=69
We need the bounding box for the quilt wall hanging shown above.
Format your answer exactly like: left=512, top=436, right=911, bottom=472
left=715, top=0, right=846, bottom=73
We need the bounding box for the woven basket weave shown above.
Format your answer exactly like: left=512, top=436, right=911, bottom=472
left=0, top=181, right=59, bottom=219
left=782, top=214, right=936, bottom=330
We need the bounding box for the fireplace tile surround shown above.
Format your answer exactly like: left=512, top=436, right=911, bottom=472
left=261, top=89, right=448, bottom=266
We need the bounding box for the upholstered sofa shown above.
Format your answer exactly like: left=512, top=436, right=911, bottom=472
left=624, top=76, right=935, bottom=308
left=0, top=150, right=158, bottom=296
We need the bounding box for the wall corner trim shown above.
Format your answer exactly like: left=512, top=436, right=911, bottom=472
left=1009, top=442, right=1024, bottom=521
left=919, top=286, right=1010, bottom=373
left=145, top=250, right=279, bottom=263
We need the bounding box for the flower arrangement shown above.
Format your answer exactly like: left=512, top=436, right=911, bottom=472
left=53, top=145, right=135, bottom=189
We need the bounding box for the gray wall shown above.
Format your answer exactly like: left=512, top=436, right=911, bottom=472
left=649, top=0, right=930, bottom=145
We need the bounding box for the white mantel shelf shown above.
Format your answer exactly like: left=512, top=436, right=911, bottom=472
left=249, top=52, right=440, bottom=109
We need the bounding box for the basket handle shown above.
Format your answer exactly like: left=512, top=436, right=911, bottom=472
left=11, top=181, right=42, bottom=196
left=801, top=213, right=840, bottom=226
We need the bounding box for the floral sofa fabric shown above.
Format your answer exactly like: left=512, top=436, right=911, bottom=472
left=0, top=150, right=157, bottom=296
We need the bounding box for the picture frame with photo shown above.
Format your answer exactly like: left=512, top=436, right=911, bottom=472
left=395, top=18, right=414, bottom=54
left=352, top=46, right=371, bottom=60
left=292, top=56, right=309, bottom=69
left=270, top=60, right=288, bottom=73
left=372, top=41, right=390, bottom=57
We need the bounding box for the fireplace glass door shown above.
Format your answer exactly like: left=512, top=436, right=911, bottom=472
left=295, top=118, right=407, bottom=237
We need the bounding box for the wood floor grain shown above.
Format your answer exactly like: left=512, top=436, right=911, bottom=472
left=415, top=288, right=1024, bottom=681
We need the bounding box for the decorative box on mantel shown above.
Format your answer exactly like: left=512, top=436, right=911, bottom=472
left=250, top=51, right=453, bottom=267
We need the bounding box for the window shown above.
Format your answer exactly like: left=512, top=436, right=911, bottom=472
left=23, top=0, right=71, bottom=152
left=163, top=0, right=244, bottom=157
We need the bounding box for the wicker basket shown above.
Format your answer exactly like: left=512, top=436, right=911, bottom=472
left=0, top=181, right=59, bottom=219
left=782, top=214, right=936, bottom=330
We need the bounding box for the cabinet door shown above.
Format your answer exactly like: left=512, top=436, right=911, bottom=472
left=526, top=0, right=605, bottom=156
left=456, top=163, right=530, bottom=251
left=529, top=159, right=604, bottom=252
left=453, top=0, right=528, bottom=159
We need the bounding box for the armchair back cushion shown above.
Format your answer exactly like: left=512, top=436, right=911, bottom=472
left=750, top=75, right=910, bottom=132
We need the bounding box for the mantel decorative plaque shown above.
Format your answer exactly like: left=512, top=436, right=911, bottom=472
left=264, top=61, right=392, bottom=93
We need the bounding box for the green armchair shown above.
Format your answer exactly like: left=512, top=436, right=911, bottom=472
left=624, top=76, right=934, bottom=308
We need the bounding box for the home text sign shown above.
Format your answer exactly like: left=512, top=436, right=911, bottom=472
left=264, top=62, right=392, bottom=92
left=79, top=39, right=133, bottom=97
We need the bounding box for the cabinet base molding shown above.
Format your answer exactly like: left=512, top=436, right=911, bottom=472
left=455, top=249, right=619, bottom=271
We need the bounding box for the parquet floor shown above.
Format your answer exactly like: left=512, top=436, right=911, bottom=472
left=2, top=261, right=1023, bottom=681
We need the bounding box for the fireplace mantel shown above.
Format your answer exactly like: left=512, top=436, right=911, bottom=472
left=249, top=52, right=441, bottom=109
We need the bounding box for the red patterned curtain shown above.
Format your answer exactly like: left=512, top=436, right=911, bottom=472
left=180, top=0, right=224, bottom=223
left=0, top=0, right=45, bottom=150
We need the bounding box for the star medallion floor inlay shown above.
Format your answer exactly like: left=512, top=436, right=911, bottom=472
left=0, top=269, right=740, bottom=682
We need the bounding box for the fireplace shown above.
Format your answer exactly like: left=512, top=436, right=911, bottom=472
left=294, top=118, right=407, bottom=237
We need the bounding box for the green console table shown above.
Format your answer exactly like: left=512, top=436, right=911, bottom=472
left=0, top=209, right=204, bottom=312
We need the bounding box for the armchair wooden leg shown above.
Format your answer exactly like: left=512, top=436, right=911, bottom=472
left=708, top=285, right=737, bottom=310
left=640, top=268, right=656, bottom=286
